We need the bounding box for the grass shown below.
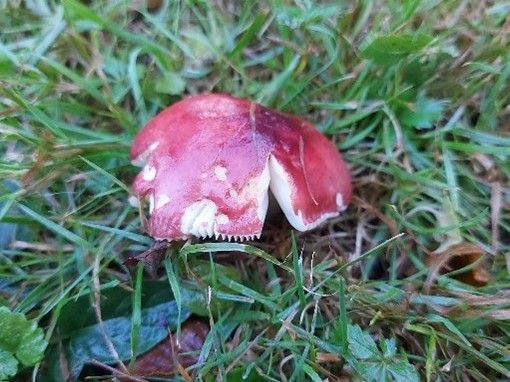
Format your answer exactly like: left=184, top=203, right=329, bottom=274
left=1, top=0, right=510, bottom=381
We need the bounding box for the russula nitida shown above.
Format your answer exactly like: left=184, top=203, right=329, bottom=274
left=130, top=94, right=351, bottom=241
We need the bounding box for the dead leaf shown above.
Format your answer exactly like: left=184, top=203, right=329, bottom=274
left=125, top=320, right=209, bottom=379
left=425, top=243, right=490, bottom=292
left=124, top=241, right=169, bottom=277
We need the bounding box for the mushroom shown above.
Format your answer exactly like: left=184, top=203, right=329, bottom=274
left=130, top=94, right=351, bottom=241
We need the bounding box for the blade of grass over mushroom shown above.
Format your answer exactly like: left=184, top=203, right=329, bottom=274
left=179, top=243, right=292, bottom=272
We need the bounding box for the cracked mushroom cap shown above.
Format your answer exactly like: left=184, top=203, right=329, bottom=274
left=130, top=94, right=351, bottom=241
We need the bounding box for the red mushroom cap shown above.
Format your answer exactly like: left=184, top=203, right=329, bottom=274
left=130, top=94, right=351, bottom=241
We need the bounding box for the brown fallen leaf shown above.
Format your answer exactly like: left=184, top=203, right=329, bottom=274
left=124, top=240, right=169, bottom=277
left=425, top=242, right=490, bottom=292
left=126, top=320, right=209, bottom=379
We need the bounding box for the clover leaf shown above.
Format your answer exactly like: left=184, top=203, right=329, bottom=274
left=346, top=324, right=419, bottom=382
left=0, top=307, right=47, bottom=381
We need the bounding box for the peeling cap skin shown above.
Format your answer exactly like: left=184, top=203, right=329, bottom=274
left=130, top=94, right=351, bottom=241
